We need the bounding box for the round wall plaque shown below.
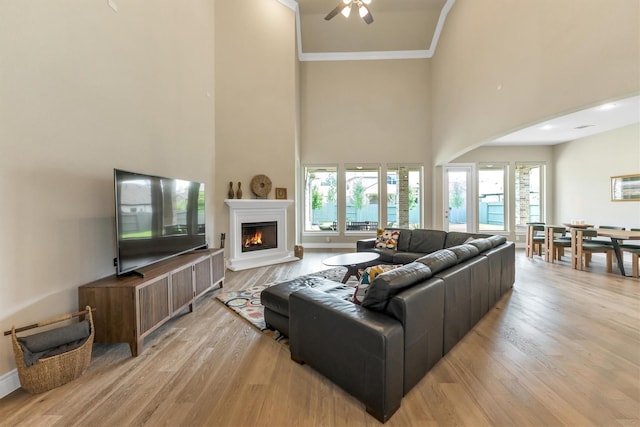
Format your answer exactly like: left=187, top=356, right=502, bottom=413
left=250, top=174, right=272, bottom=198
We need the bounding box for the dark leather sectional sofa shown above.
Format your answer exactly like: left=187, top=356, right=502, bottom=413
left=261, top=229, right=515, bottom=422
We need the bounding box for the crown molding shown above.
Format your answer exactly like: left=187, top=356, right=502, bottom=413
left=299, top=50, right=432, bottom=61
left=277, top=0, right=456, bottom=62
left=428, top=0, right=455, bottom=54
left=276, top=0, right=298, bottom=10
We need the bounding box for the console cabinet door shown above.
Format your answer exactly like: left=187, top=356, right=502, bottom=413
left=138, top=275, right=170, bottom=336
left=211, top=249, right=225, bottom=287
left=194, top=257, right=213, bottom=297
left=171, top=264, right=194, bottom=314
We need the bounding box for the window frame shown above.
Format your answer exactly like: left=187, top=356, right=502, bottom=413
left=344, top=164, right=381, bottom=235
left=301, top=163, right=425, bottom=238
left=514, top=162, right=546, bottom=226
left=302, top=165, right=339, bottom=234
left=477, top=162, right=508, bottom=232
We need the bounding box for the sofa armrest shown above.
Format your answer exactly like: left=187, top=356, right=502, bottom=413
left=357, top=238, right=377, bottom=252
left=289, top=287, right=404, bottom=423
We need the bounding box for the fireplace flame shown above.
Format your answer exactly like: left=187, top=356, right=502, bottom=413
left=244, top=231, right=263, bottom=248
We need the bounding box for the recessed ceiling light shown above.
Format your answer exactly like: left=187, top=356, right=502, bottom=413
left=539, top=124, right=553, bottom=130
left=598, top=103, right=617, bottom=110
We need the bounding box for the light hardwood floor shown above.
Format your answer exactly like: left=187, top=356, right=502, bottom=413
left=1, top=249, right=638, bottom=426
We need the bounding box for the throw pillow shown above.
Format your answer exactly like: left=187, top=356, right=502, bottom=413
left=374, top=229, right=400, bottom=251
left=352, top=264, right=400, bottom=305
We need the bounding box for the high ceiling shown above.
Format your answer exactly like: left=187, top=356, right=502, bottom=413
left=279, top=0, right=640, bottom=145
left=282, top=0, right=452, bottom=60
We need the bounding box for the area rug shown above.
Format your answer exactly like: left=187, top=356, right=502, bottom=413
left=215, top=267, right=355, bottom=340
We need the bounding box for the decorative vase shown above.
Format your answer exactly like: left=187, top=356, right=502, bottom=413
left=236, top=182, right=243, bottom=199
left=228, top=182, right=234, bottom=199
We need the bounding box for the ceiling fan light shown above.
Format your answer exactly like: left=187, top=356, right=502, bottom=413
left=341, top=5, right=351, bottom=18
left=362, top=0, right=372, bottom=4
left=359, top=4, right=369, bottom=17
left=342, top=0, right=351, bottom=3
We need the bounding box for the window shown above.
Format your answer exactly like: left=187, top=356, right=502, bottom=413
left=478, top=164, right=507, bottom=231
left=387, top=165, right=422, bottom=229
left=303, top=164, right=424, bottom=234
left=345, top=166, right=379, bottom=231
left=515, top=163, right=544, bottom=225
left=303, top=166, right=338, bottom=232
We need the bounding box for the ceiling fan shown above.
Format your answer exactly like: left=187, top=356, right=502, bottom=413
left=325, top=0, right=374, bottom=25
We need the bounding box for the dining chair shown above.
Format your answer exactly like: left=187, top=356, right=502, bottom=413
left=545, top=226, right=571, bottom=263
left=570, top=228, right=614, bottom=272
left=525, top=223, right=545, bottom=258
left=621, top=228, right=640, bottom=277
left=622, top=247, right=640, bottom=277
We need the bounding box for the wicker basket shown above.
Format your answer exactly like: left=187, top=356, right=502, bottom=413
left=10, top=307, right=94, bottom=394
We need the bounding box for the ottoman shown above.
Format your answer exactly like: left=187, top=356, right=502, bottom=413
left=260, top=276, right=353, bottom=337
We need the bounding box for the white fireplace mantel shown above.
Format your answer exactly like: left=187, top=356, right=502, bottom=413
left=225, top=199, right=293, bottom=210
left=225, top=199, right=297, bottom=271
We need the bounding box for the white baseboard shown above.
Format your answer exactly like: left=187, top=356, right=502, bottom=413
left=0, top=369, right=20, bottom=399
left=300, top=243, right=355, bottom=249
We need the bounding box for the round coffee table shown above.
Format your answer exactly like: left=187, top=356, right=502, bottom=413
left=323, top=252, right=381, bottom=284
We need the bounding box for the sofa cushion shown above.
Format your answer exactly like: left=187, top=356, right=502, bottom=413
left=362, top=262, right=433, bottom=311
left=448, top=244, right=480, bottom=263
left=367, top=248, right=396, bottom=263
left=388, top=228, right=412, bottom=252
left=323, top=285, right=357, bottom=303
left=415, top=249, right=458, bottom=274
left=375, top=229, right=401, bottom=250
left=445, top=232, right=485, bottom=248
left=353, top=264, right=401, bottom=305
left=487, top=235, right=507, bottom=247
left=467, top=238, right=493, bottom=253
left=408, top=229, right=447, bottom=254
left=392, top=252, right=428, bottom=265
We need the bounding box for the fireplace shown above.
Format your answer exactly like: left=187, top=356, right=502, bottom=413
left=225, top=199, right=297, bottom=271
left=242, top=221, right=277, bottom=252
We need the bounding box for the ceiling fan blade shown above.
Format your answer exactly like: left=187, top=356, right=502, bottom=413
left=325, top=2, right=347, bottom=21
left=361, top=5, right=374, bottom=24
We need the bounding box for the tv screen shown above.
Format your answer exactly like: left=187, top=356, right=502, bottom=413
left=114, top=169, right=206, bottom=275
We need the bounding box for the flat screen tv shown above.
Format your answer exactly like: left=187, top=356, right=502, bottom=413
left=114, top=169, right=206, bottom=275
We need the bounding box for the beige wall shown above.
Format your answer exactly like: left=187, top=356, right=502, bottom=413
left=431, top=0, right=640, bottom=166
left=213, top=0, right=297, bottom=253
left=554, top=124, right=640, bottom=228
left=0, top=1, right=215, bottom=380
left=299, top=59, right=432, bottom=245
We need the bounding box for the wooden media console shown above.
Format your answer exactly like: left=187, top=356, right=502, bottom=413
left=78, top=248, right=224, bottom=356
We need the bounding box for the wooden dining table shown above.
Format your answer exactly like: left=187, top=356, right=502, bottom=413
left=588, top=228, right=640, bottom=277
